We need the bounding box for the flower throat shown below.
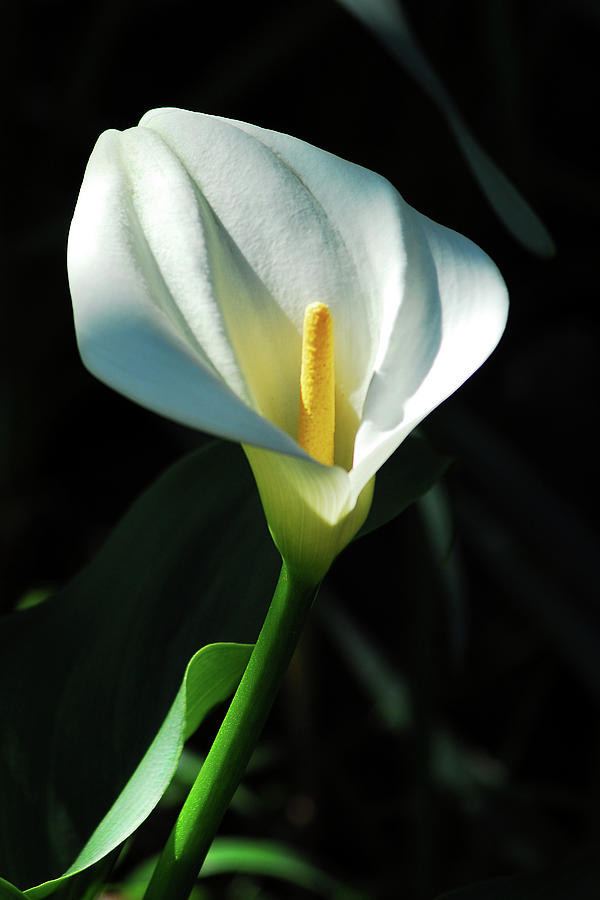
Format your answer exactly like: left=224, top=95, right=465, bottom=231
left=297, top=302, right=335, bottom=466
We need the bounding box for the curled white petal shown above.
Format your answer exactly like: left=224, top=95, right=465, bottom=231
left=351, top=207, right=509, bottom=496
left=68, top=107, right=508, bottom=578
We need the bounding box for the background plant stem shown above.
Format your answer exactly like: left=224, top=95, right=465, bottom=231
left=142, top=562, right=318, bottom=900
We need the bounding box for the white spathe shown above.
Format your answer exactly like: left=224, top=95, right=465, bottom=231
left=68, top=107, right=508, bottom=581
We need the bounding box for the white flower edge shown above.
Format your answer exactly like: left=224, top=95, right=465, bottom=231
left=68, top=108, right=508, bottom=574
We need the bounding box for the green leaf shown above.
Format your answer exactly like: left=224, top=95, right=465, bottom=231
left=117, top=839, right=367, bottom=900
left=358, top=430, right=450, bottom=538
left=0, top=441, right=279, bottom=894
left=335, top=0, right=555, bottom=256
left=201, top=838, right=367, bottom=899
left=0, top=878, right=26, bottom=899
left=29, top=643, right=254, bottom=899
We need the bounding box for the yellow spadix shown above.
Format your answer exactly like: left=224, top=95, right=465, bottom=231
left=297, top=302, right=335, bottom=466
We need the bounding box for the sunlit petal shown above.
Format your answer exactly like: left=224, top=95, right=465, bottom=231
left=69, top=108, right=508, bottom=581
left=351, top=208, right=508, bottom=495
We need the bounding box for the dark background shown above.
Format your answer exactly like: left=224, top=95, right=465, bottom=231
left=1, top=1, right=599, bottom=898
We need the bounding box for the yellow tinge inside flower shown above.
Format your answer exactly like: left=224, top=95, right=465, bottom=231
left=67, top=108, right=510, bottom=587
left=297, top=302, right=335, bottom=467
left=243, top=299, right=373, bottom=584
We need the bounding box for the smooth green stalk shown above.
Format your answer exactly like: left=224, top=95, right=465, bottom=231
left=142, top=562, right=318, bottom=900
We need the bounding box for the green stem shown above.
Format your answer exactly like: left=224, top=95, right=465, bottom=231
left=142, top=562, right=318, bottom=900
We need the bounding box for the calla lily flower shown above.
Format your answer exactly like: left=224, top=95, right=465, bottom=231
left=68, top=108, right=508, bottom=583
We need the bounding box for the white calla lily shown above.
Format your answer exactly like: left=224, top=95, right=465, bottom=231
left=68, top=107, right=508, bottom=582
